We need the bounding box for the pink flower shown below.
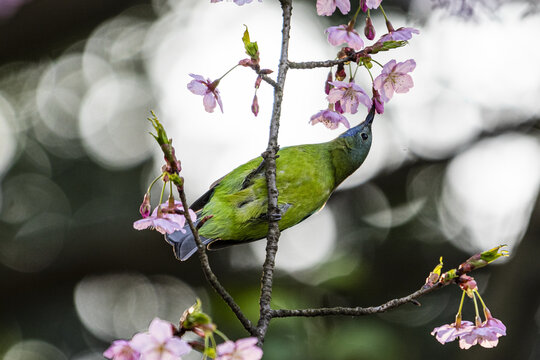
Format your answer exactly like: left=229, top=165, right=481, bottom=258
left=365, top=0, right=382, bottom=9
left=187, top=74, right=223, bottom=113
left=310, top=109, right=350, bottom=129
left=325, top=24, right=364, bottom=51
left=133, top=201, right=197, bottom=235
left=373, top=59, right=416, bottom=102
left=103, top=340, right=140, bottom=360
left=316, top=0, right=350, bottom=16
left=378, top=27, right=419, bottom=42
left=431, top=321, right=474, bottom=345
left=131, top=318, right=191, bottom=360
left=216, top=337, right=263, bottom=360
left=327, top=81, right=372, bottom=114
left=459, top=326, right=501, bottom=349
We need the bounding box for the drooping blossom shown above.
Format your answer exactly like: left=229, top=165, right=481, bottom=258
left=187, top=74, right=223, bottom=113
left=133, top=201, right=197, bottom=235
left=310, top=109, right=350, bottom=129
left=459, top=325, right=501, bottom=349
left=373, top=59, right=416, bottom=102
left=103, top=340, right=140, bottom=360
left=378, top=27, right=420, bottom=42
left=316, top=0, right=350, bottom=16
left=431, top=321, right=474, bottom=345
left=327, top=81, right=372, bottom=114
left=131, top=318, right=191, bottom=360
left=372, top=88, right=384, bottom=114
left=365, top=0, right=382, bottom=9
left=364, top=17, right=375, bottom=40
left=216, top=337, right=263, bottom=360
left=325, top=24, right=364, bottom=51
left=251, top=95, right=259, bottom=116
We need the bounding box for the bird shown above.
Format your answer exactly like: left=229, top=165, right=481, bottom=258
left=166, top=107, right=375, bottom=261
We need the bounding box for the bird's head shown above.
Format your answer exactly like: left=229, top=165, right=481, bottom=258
left=338, top=105, right=375, bottom=152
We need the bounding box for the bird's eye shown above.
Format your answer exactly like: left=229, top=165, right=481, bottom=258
left=361, top=133, right=368, bottom=140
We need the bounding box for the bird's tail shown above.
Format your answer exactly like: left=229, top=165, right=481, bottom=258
left=165, top=221, right=213, bottom=261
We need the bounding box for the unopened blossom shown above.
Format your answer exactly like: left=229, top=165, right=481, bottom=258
left=378, top=27, right=420, bottom=42
left=139, top=193, right=151, bottom=218
left=133, top=201, right=197, bottom=235
left=131, top=318, right=191, bottom=360
left=316, top=0, right=350, bottom=16
left=216, top=337, right=263, bottom=360
left=103, top=340, right=140, bottom=360
left=187, top=74, right=223, bottom=113
left=251, top=95, right=259, bottom=116
left=328, top=81, right=372, bottom=114
left=372, top=88, right=384, bottom=114
left=310, top=109, right=350, bottom=129
left=373, top=59, right=416, bottom=102
left=431, top=321, right=474, bottom=345
left=325, top=24, right=364, bottom=51
left=364, top=17, right=375, bottom=40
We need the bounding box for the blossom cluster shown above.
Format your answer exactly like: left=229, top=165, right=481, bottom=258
left=104, top=302, right=263, bottom=360
left=195, top=0, right=419, bottom=130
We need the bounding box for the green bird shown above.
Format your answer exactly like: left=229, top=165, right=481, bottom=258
left=166, top=107, right=375, bottom=260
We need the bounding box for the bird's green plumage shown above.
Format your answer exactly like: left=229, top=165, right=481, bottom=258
left=195, top=115, right=374, bottom=247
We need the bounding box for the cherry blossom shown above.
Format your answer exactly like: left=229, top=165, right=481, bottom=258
left=316, top=0, right=350, bottom=16
left=378, top=27, right=419, bottom=42
left=216, top=337, right=263, bottom=360
left=131, top=318, right=191, bottom=360
left=187, top=74, right=223, bottom=113
left=373, top=59, right=416, bottom=102
left=310, top=109, right=351, bottom=129
left=431, top=321, right=474, bottom=345
left=103, top=340, right=140, bottom=360
left=133, top=201, right=197, bottom=235
left=327, top=81, right=372, bottom=114
left=325, top=24, right=364, bottom=51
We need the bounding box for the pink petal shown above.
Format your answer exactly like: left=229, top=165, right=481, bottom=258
left=327, top=88, right=344, bottom=104
left=335, top=0, right=351, bottom=14
left=365, top=0, right=382, bottom=9
left=217, top=340, right=236, bottom=355
left=153, top=218, right=183, bottom=234
left=203, top=92, right=217, bottom=113
left=326, top=26, right=348, bottom=46
left=345, top=31, right=364, bottom=50
left=478, top=337, right=499, bottom=348
left=394, top=59, right=416, bottom=74
left=133, top=218, right=155, bottom=231
left=131, top=333, right=157, bottom=353
left=393, top=74, right=414, bottom=93
left=316, top=0, right=335, bottom=16
left=236, top=337, right=259, bottom=349
left=148, top=318, right=174, bottom=342
left=187, top=80, right=208, bottom=95
left=381, top=80, right=395, bottom=101
left=165, top=337, right=191, bottom=356
left=214, top=90, right=224, bottom=113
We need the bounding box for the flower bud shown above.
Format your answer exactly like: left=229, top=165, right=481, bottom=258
left=251, top=95, right=259, bottom=116
left=364, top=17, right=375, bottom=40
left=139, top=193, right=151, bottom=218
left=254, top=75, right=262, bottom=89
left=335, top=63, right=346, bottom=81
left=385, top=19, right=395, bottom=33
left=325, top=71, right=333, bottom=95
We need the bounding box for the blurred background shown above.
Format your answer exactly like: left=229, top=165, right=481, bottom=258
left=1, top=0, right=539, bottom=359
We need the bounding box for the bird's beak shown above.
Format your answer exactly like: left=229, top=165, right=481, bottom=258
left=363, top=104, right=376, bottom=126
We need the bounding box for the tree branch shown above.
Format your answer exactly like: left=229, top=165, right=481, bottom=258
left=176, top=187, right=257, bottom=336
left=271, top=283, right=444, bottom=318
left=256, top=0, right=292, bottom=344
left=288, top=59, right=346, bottom=69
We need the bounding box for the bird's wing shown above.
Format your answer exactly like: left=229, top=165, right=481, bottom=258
left=189, top=159, right=265, bottom=212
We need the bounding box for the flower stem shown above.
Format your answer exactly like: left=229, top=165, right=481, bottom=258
left=351, top=1, right=362, bottom=23
left=372, top=59, right=384, bottom=68
left=146, top=173, right=164, bottom=194
left=214, top=328, right=230, bottom=342
left=472, top=292, right=481, bottom=326
left=217, top=64, right=240, bottom=82
left=157, top=179, right=167, bottom=215
left=474, top=290, right=488, bottom=311
left=365, top=65, right=374, bottom=82
left=379, top=5, right=389, bottom=22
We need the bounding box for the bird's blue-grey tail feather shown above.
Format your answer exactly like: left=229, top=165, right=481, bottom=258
left=165, top=221, right=213, bottom=261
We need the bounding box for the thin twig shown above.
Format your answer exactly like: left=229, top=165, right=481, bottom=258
left=176, top=187, right=257, bottom=336
left=288, top=59, right=347, bottom=69
left=271, top=284, right=444, bottom=318
left=255, top=0, right=292, bottom=345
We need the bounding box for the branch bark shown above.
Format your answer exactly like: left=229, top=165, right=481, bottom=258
left=256, top=0, right=293, bottom=345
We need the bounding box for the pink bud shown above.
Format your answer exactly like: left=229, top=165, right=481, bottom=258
left=139, top=193, right=151, bottom=218
left=385, top=19, right=395, bottom=33
left=239, top=58, right=254, bottom=67
left=364, top=17, right=375, bottom=40
left=254, top=75, right=262, bottom=89
left=251, top=95, right=259, bottom=116
left=325, top=71, right=333, bottom=95
left=360, top=0, right=368, bottom=12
